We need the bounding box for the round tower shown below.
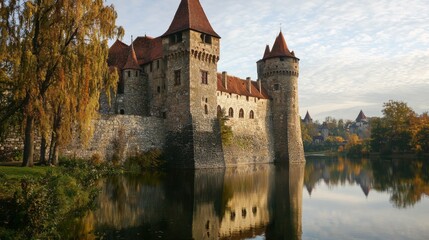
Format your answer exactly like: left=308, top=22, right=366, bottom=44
left=121, top=42, right=145, bottom=115
left=258, top=31, right=305, bottom=163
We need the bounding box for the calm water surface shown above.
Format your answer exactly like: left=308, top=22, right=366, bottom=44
left=75, top=157, right=429, bottom=239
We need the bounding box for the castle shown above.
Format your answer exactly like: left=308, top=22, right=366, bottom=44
left=101, top=0, right=305, bottom=167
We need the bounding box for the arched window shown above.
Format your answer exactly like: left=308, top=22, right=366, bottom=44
left=249, top=110, right=255, bottom=119
left=204, top=105, right=208, bottom=115
left=217, top=105, right=222, bottom=116
left=228, top=108, right=234, bottom=118
left=239, top=109, right=244, bottom=118
left=120, top=109, right=125, bottom=115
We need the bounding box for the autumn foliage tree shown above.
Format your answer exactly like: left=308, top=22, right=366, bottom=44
left=0, top=0, right=123, bottom=166
left=370, top=100, right=429, bottom=154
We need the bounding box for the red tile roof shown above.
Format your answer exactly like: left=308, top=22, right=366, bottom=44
left=132, top=36, right=163, bottom=65
left=123, top=44, right=140, bottom=70
left=217, top=73, right=269, bottom=99
left=263, top=45, right=271, bottom=59
left=264, top=31, right=297, bottom=60
left=162, top=0, right=220, bottom=38
left=108, top=39, right=129, bottom=69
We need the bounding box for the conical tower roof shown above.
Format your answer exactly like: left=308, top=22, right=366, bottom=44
left=123, top=43, right=140, bottom=70
left=356, top=110, right=367, bottom=122
left=303, top=111, right=313, bottom=123
left=263, top=45, right=271, bottom=59
left=265, top=31, right=296, bottom=60
left=162, top=0, right=220, bottom=38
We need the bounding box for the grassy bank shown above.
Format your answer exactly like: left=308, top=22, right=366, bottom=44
left=0, top=159, right=120, bottom=240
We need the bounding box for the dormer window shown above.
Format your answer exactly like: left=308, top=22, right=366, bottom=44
left=170, top=32, right=183, bottom=44
left=200, top=33, right=212, bottom=44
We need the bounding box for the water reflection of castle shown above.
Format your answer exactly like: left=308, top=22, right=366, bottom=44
left=79, top=162, right=305, bottom=239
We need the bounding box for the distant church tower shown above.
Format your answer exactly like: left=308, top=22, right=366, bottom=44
left=161, top=0, right=224, bottom=168
left=257, top=31, right=305, bottom=163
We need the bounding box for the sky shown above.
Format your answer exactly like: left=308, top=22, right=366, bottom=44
left=105, top=0, right=429, bottom=121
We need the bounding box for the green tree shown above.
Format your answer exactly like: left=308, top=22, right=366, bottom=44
left=218, top=108, right=233, bottom=145
left=370, top=117, right=387, bottom=152
left=0, top=0, right=123, bottom=166
left=382, top=100, right=416, bottom=152
left=415, top=125, right=429, bottom=153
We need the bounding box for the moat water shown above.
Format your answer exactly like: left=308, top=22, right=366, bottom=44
left=73, top=156, right=429, bottom=239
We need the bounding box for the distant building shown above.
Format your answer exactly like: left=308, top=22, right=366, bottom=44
left=349, top=110, right=370, bottom=138
left=303, top=111, right=313, bottom=124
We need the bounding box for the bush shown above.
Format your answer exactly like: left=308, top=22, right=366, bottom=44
left=11, top=170, right=95, bottom=238
left=0, top=158, right=120, bottom=239
left=124, top=149, right=165, bottom=172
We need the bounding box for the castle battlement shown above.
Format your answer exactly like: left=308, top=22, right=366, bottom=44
left=99, top=0, right=305, bottom=167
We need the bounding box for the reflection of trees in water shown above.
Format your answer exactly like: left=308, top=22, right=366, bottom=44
left=372, top=159, right=429, bottom=208
left=305, top=156, right=429, bottom=208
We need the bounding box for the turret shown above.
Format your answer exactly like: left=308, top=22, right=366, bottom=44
left=117, top=40, right=145, bottom=115
left=258, top=31, right=304, bottom=163
left=161, top=0, right=224, bottom=168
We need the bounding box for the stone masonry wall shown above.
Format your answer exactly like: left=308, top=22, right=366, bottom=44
left=217, top=91, right=274, bottom=165
left=63, top=115, right=165, bottom=161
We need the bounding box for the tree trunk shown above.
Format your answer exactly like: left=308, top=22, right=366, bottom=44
left=39, top=136, right=47, bottom=165
left=22, top=115, right=34, bottom=167
left=48, top=131, right=56, bottom=165
left=51, top=140, right=59, bottom=166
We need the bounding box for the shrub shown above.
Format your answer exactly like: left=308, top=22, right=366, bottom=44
left=124, top=149, right=165, bottom=172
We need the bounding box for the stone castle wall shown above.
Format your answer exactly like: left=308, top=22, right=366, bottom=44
left=216, top=91, right=274, bottom=165
left=63, top=115, right=165, bottom=161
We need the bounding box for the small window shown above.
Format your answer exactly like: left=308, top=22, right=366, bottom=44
left=170, top=32, right=183, bottom=44
left=127, top=71, right=130, bottom=77
left=162, top=112, right=167, bottom=119
left=157, top=86, right=161, bottom=93
left=120, top=109, right=125, bottom=115
left=274, top=84, right=280, bottom=91
left=230, top=211, right=236, bottom=221
left=157, top=60, right=160, bottom=69
left=174, top=70, right=181, bottom=86
left=217, top=105, right=222, bottom=116
left=280, top=57, right=285, bottom=61
left=200, top=33, right=212, bottom=44
left=249, top=110, right=254, bottom=119
left=239, top=109, right=244, bottom=118
left=135, top=71, right=138, bottom=77
left=246, top=96, right=249, bottom=102
left=252, top=206, right=257, bottom=216
left=204, top=105, right=208, bottom=115
left=228, top=108, right=234, bottom=118
left=150, top=63, right=153, bottom=72
left=201, top=70, right=208, bottom=84
left=242, top=208, right=247, bottom=218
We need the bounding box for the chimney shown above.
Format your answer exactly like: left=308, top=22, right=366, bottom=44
left=257, top=79, right=262, bottom=93
left=246, top=77, right=252, bottom=94
left=222, top=71, right=228, bottom=89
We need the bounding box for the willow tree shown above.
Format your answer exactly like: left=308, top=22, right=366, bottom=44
left=0, top=0, right=24, bottom=139
left=0, top=0, right=123, bottom=166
